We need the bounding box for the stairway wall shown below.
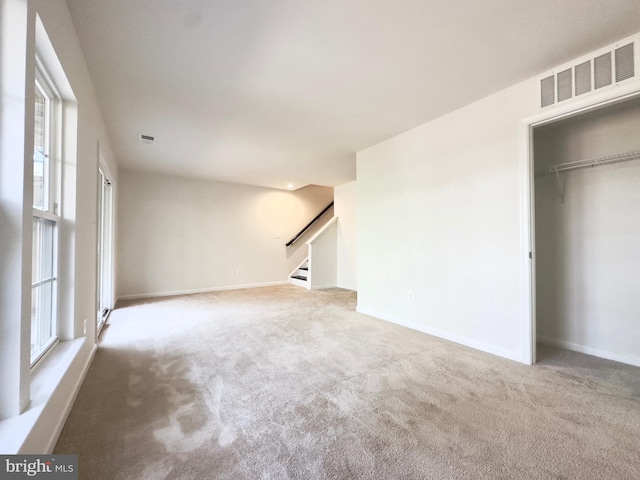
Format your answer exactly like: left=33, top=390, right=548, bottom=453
left=335, top=181, right=357, bottom=290
left=309, top=219, right=338, bottom=289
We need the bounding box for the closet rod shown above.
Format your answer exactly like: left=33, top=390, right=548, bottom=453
left=549, top=150, right=640, bottom=173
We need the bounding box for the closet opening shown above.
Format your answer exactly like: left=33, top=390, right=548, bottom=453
left=530, top=96, right=640, bottom=367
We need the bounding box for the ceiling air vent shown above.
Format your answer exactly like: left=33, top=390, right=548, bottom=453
left=139, top=134, right=155, bottom=144
left=539, top=34, right=640, bottom=108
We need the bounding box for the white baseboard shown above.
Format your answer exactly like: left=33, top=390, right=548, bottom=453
left=289, top=277, right=309, bottom=289
left=537, top=335, right=640, bottom=367
left=117, top=281, right=289, bottom=301
left=356, top=306, right=523, bottom=363
left=311, top=283, right=337, bottom=290
left=43, top=343, right=97, bottom=453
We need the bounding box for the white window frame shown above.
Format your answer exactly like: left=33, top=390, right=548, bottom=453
left=31, top=60, right=62, bottom=367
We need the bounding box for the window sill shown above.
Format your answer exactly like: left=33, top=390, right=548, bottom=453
left=0, top=337, right=92, bottom=453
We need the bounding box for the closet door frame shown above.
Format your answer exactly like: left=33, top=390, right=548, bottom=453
left=519, top=83, right=640, bottom=365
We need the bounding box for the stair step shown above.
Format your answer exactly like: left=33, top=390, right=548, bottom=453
left=291, top=275, right=307, bottom=281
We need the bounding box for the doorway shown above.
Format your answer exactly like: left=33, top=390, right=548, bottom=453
left=526, top=93, right=640, bottom=366
left=97, top=164, right=114, bottom=334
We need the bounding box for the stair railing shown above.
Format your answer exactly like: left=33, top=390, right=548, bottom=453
left=285, top=201, right=334, bottom=247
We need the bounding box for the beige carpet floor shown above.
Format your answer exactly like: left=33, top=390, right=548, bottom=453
left=55, top=285, right=640, bottom=479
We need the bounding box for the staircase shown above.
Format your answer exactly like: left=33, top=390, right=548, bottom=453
left=289, top=259, right=310, bottom=289
left=288, top=215, right=338, bottom=290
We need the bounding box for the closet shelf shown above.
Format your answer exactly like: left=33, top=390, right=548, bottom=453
left=540, top=149, right=640, bottom=203
left=549, top=150, right=640, bottom=173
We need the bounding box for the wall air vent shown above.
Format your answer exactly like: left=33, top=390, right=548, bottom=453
left=139, top=134, right=155, bottom=144
left=539, top=34, right=640, bottom=108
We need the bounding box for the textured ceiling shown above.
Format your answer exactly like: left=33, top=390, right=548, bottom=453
left=66, top=0, right=640, bottom=189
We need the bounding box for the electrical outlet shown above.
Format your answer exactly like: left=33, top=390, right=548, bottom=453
left=407, top=291, right=414, bottom=302
left=237, top=269, right=241, bottom=275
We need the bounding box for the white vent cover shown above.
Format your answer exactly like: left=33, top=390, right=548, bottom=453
left=540, top=34, right=640, bottom=108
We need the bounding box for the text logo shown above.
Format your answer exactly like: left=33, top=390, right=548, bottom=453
left=0, top=455, right=77, bottom=479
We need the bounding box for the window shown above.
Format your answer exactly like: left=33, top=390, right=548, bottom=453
left=31, top=63, right=60, bottom=365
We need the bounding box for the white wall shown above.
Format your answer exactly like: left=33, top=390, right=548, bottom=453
left=117, top=171, right=333, bottom=298
left=335, top=181, right=357, bottom=290
left=0, top=0, right=118, bottom=453
left=357, top=77, right=539, bottom=362
left=308, top=218, right=338, bottom=289
left=534, top=99, right=640, bottom=366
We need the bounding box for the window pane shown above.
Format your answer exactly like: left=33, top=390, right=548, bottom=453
left=33, top=85, right=47, bottom=210
left=31, top=217, right=56, bottom=363
left=32, top=217, right=54, bottom=282
left=31, top=281, right=54, bottom=360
